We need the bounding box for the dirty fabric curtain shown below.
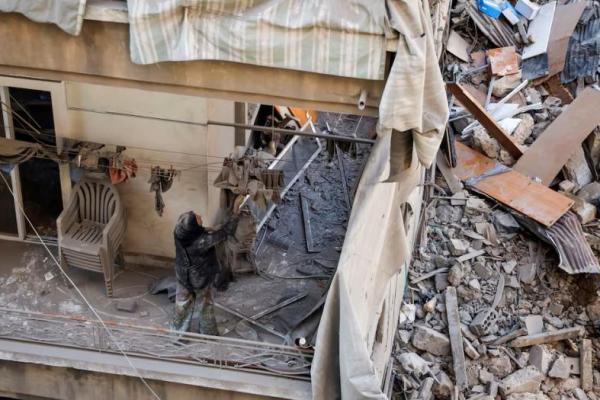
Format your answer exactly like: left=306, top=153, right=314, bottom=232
left=0, top=0, right=87, bottom=35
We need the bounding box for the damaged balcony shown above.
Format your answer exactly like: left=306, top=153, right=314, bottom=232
left=0, top=109, right=380, bottom=399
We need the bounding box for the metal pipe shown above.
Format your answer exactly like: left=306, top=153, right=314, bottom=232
left=357, top=89, right=367, bottom=110
left=206, top=120, right=375, bottom=145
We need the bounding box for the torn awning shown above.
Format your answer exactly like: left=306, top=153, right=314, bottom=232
left=127, top=0, right=448, bottom=180
left=0, top=0, right=86, bottom=35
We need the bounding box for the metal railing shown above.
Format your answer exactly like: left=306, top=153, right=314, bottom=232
left=0, top=307, right=313, bottom=379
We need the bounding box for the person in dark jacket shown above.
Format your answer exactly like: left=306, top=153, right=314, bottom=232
left=170, top=211, right=237, bottom=335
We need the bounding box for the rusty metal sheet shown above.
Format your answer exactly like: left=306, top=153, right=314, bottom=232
left=452, top=142, right=574, bottom=227
left=487, top=47, right=519, bottom=76
left=514, top=87, right=600, bottom=185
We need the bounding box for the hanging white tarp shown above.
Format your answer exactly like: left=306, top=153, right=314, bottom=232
left=0, top=0, right=86, bottom=35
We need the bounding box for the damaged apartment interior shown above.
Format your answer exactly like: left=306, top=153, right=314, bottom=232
left=0, top=0, right=599, bottom=399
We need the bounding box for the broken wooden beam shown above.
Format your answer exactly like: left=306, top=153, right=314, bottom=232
left=509, top=326, right=584, bottom=347
left=447, top=82, right=523, bottom=158
left=436, top=151, right=463, bottom=194
left=445, top=286, right=468, bottom=389
left=580, top=339, right=593, bottom=391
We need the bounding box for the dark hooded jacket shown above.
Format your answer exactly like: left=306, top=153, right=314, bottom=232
left=174, top=211, right=232, bottom=292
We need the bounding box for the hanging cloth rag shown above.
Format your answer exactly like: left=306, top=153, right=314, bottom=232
left=148, top=166, right=177, bottom=217
left=109, top=154, right=138, bottom=184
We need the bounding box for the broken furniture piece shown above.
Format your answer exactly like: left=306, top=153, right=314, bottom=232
left=57, top=179, right=126, bottom=297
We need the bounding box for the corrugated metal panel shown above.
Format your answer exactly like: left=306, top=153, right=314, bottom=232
left=520, top=211, right=600, bottom=274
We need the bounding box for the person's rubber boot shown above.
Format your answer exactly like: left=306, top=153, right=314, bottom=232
left=170, top=298, right=193, bottom=338
left=198, top=301, right=219, bottom=336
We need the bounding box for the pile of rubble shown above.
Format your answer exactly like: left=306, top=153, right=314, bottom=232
left=393, top=0, right=600, bottom=398
left=395, top=189, right=599, bottom=399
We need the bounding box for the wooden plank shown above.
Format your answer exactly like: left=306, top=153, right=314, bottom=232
left=445, top=287, right=468, bottom=389
left=436, top=151, right=464, bottom=194
left=509, top=326, right=584, bottom=347
left=514, top=87, right=600, bottom=185
left=447, top=83, right=523, bottom=158
left=580, top=339, right=593, bottom=391
left=452, top=142, right=573, bottom=226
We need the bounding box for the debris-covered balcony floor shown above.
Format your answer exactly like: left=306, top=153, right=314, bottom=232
left=0, top=113, right=376, bottom=377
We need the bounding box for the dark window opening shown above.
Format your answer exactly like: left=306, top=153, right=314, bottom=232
left=9, top=88, right=62, bottom=237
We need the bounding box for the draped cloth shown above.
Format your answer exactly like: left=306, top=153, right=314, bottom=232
left=0, top=0, right=86, bottom=35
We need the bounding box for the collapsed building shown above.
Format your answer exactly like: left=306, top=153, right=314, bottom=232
left=0, top=1, right=448, bottom=399
left=393, top=1, right=600, bottom=399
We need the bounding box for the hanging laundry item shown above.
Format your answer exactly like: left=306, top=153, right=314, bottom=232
left=108, top=154, right=138, bottom=184
left=148, top=166, right=177, bottom=217
left=213, top=146, right=282, bottom=211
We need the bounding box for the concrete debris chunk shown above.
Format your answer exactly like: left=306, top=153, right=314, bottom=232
left=448, top=264, right=465, bottom=286
left=434, top=371, right=455, bottom=398
left=418, top=377, right=434, bottom=400
left=559, top=180, right=577, bottom=194
left=484, top=353, right=514, bottom=378
left=492, top=211, right=521, bottom=233
left=412, top=325, right=451, bottom=356
left=548, top=356, right=570, bottom=379
left=397, top=352, right=432, bottom=377
left=577, top=182, right=600, bottom=207
left=500, top=366, right=544, bottom=396
left=521, top=315, right=544, bottom=335
left=468, top=278, right=481, bottom=291
left=423, top=297, right=437, bottom=314
left=116, top=299, right=138, bottom=313
left=572, top=388, right=590, bottom=400
left=506, top=394, right=550, bottom=400
left=564, top=147, right=594, bottom=189
left=528, top=345, right=553, bottom=374
left=449, top=238, right=469, bottom=256
left=518, top=263, right=537, bottom=284
left=473, top=262, right=494, bottom=279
